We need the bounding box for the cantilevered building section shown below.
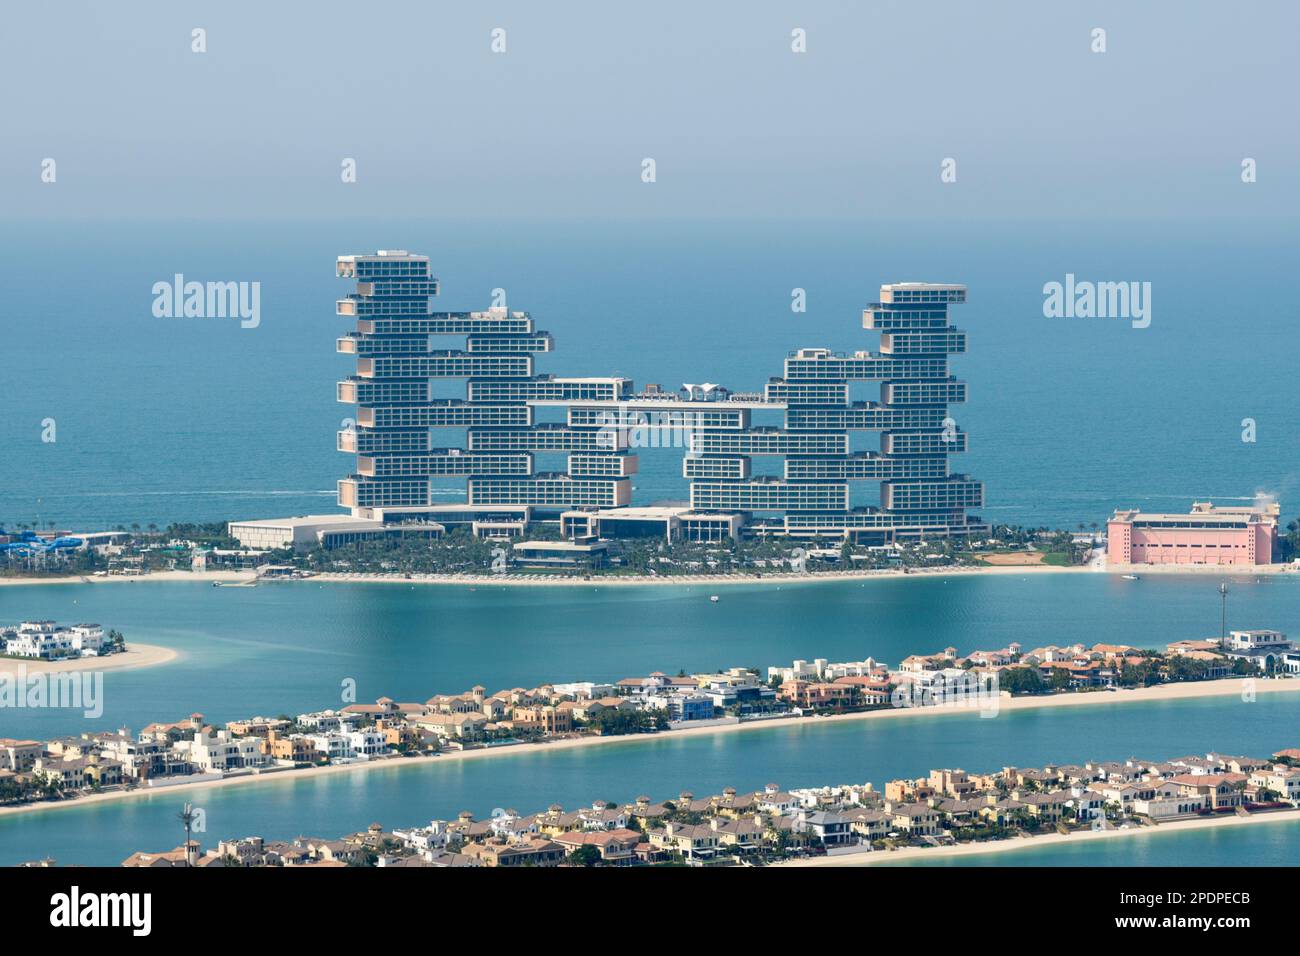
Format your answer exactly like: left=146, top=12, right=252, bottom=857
left=334, top=254, right=985, bottom=543
left=335, top=251, right=633, bottom=517
left=686, top=282, right=986, bottom=542
left=866, top=282, right=985, bottom=539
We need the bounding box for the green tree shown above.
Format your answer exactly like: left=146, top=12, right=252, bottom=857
left=566, top=845, right=602, bottom=867
left=998, top=667, right=1045, bottom=695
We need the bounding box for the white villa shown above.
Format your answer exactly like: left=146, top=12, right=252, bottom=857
left=2, top=621, right=107, bottom=659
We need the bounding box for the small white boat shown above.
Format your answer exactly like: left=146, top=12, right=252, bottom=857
left=709, top=595, right=720, bottom=603
left=1121, top=573, right=1140, bottom=581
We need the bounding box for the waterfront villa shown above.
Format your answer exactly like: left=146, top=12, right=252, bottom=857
left=1220, top=629, right=1299, bottom=674
left=2, top=635, right=1289, bottom=814
left=1, top=621, right=107, bottom=659
left=112, top=744, right=1300, bottom=869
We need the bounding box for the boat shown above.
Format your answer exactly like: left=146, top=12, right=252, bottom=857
left=1121, top=573, right=1140, bottom=581
left=709, top=595, right=720, bottom=603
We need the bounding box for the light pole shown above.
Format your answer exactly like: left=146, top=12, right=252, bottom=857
left=1218, top=582, right=1229, bottom=649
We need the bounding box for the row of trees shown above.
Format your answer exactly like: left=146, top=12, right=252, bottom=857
left=293, top=529, right=987, bottom=577
left=1283, top=519, right=1300, bottom=562
left=587, top=708, right=670, bottom=736
left=996, top=653, right=1259, bottom=696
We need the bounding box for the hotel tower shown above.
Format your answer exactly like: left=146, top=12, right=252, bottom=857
left=335, top=251, right=985, bottom=543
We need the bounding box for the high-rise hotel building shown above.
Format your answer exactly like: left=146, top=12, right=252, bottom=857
left=334, top=251, right=985, bottom=543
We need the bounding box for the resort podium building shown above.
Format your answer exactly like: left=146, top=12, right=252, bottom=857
left=1107, top=501, right=1279, bottom=566
left=329, top=252, right=987, bottom=544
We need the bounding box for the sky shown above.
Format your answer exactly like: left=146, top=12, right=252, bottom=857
left=2, top=0, right=1296, bottom=222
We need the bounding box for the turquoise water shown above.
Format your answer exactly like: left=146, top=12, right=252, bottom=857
left=1, top=572, right=1296, bottom=739
left=5, top=220, right=1298, bottom=531
left=1, top=692, right=1297, bottom=866
left=2, top=572, right=1300, bottom=868
left=3, top=573, right=1297, bottom=865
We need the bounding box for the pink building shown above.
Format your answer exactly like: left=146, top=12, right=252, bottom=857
left=1107, top=501, right=1278, bottom=567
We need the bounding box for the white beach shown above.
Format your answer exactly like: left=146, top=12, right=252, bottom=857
left=778, top=808, right=1300, bottom=867
left=4, top=559, right=1296, bottom=591
left=1, top=643, right=178, bottom=675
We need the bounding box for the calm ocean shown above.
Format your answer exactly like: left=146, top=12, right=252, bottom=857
left=4, top=218, right=1298, bottom=531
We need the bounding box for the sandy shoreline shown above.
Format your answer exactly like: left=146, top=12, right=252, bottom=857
left=3, top=561, right=1296, bottom=590
left=0, top=565, right=1084, bottom=589
left=778, top=808, right=1300, bottom=867
left=1, top=675, right=1295, bottom=822
left=0, top=643, right=178, bottom=674
left=309, top=564, right=1094, bottom=588
left=0, top=570, right=259, bottom=588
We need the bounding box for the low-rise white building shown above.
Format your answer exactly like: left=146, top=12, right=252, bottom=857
left=549, top=681, right=616, bottom=700
left=393, top=820, right=456, bottom=854
left=642, top=692, right=715, bottom=722
left=1, top=621, right=107, bottom=659
left=1132, top=794, right=1205, bottom=819
left=307, top=732, right=354, bottom=760
left=1226, top=629, right=1289, bottom=652
left=767, top=658, right=884, bottom=683
left=3, top=621, right=73, bottom=659
left=1249, top=765, right=1300, bottom=804
left=347, top=730, right=388, bottom=758
left=228, top=514, right=384, bottom=552
left=179, top=729, right=269, bottom=773
left=296, top=710, right=363, bottom=733
left=68, top=624, right=106, bottom=656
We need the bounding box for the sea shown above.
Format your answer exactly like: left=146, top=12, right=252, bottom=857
left=3, top=218, right=1298, bottom=867
left=4, top=218, right=1298, bottom=531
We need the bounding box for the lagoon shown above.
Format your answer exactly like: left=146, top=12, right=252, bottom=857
left=1, top=690, right=1296, bottom=866
left=0, top=572, right=1297, bottom=740
left=2, top=572, right=1298, bottom=866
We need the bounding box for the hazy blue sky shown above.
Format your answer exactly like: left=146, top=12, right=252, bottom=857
left=3, top=0, right=1296, bottom=221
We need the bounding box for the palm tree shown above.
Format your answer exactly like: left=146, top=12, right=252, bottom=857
left=178, top=803, right=198, bottom=865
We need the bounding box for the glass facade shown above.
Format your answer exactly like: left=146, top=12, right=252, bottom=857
left=335, top=256, right=985, bottom=537
left=682, top=456, right=751, bottom=480
left=336, top=252, right=631, bottom=511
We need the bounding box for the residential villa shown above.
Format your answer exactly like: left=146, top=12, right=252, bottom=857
left=114, top=744, right=1300, bottom=869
